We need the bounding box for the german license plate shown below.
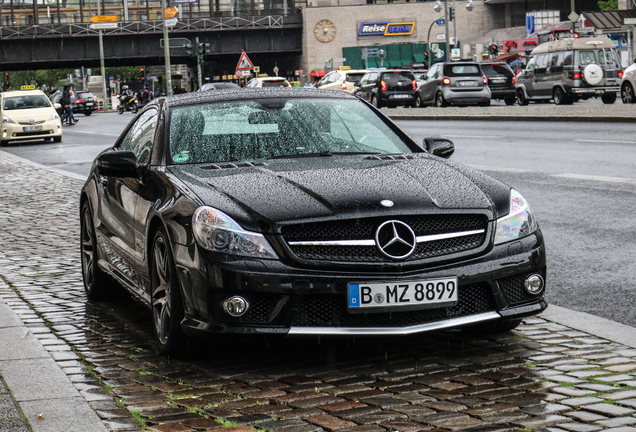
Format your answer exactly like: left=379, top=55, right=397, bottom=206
left=458, top=81, right=476, bottom=86
left=86, top=102, right=94, bottom=106
left=393, top=94, right=410, bottom=98
left=23, top=125, right=42, bottom=132
left=492, top=78, right=506, bottom=83
left=348, top=277, right=458, bottom=311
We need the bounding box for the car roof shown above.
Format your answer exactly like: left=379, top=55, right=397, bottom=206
left=162, top=88, right=358, bottom=108
left=2, top=90, right=47, bottom=97
left=531, top=35, right=615, bottom=54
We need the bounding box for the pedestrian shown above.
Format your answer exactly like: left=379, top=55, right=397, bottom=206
left=60, top=86, right=77, bottom=126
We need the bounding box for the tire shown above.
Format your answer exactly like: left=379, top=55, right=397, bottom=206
left=601, top=92, right=617, bottom=104
left=44, top=137, right=52, bottom=142
left=132, top=103, right=139, bottom=114
left=53, top=136, right=62, bottom=143
left=504, top=96, right=516, bottom=106
left=479, top=100, right=491, bottom=107
left=622, top=83, right=635, bottom=104
left=84, top=110, right=93, bottom=116
left=80, top=201, right=111, bottom=300
left=151, top=227, right=190, bottom=356
left=414, top=94, right=425, bottom=108
left=516, top=88, right=529, bottom=106
left=0, top=140, right=8, bottom=147
left=117, top=105, right=124, bottom=114
left=371, top=95, right=381, bottom=108
left=553, top=87, right=567, bottom=105
left=464, top=318, right=522, bottom=335
left=435, top=92, right=447, bottom=108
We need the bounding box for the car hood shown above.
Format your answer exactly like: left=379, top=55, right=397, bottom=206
left=3, top=107, right=55, bottom=122
left=168, top=154, right=511, bottom=232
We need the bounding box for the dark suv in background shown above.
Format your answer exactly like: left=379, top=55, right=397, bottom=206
left=481, top=62, right=516, bottom=105
left=354, top=69, right=417, bottom=108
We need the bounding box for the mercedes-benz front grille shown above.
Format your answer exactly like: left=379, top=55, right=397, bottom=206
left=281, top=214, right=488, bottom=263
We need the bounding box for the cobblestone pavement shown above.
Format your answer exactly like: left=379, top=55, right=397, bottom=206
left=1, top=154, right=636, bottom=432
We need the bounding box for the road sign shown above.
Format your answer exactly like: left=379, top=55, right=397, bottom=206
left=89, top=15, right=117, bottom=23
left=254, top=66, right=260, bottom=73
left=236, top=50, right=255, bottom=71
left=436, top=18, right=445, bottom=25
left=568, top=11, right=579, bottom=23
left=164, top=6, right=178, bottom=18
left=160, top=37, right=191, bottom=48
left=164, top=18, right=178, bottom=28
left=89, top=22, right=118, bottom=29
left=236, top=70, right=251, bottom=77
left=625, top=18, right=636, bottom=25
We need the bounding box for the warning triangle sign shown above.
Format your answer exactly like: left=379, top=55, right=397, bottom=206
left=236, top=50, right=254, bottom=71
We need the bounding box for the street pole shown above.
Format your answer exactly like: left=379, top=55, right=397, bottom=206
left=196, top=36, right=203, bottom=89
left=571, top=0, right=575, bottom=35
left=97, top=0, right=108, bottom=111
left=444, top=0, right=449, bottom=61
left=452, top=0, right=457, bottom=49
left=161, top=0, right=173, bottom=96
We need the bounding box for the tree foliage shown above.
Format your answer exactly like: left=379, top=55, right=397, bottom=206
left=598, top=0, right=618, bottom=10
left=5, top=66, right=142, bottom=92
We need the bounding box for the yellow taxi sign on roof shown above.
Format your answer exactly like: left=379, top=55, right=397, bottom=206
left=21, top=85, right=36, bottom=90
left=339, top=66, right=351, bottom=70
left=258, top=74, right=268, bottom=77
left=89, top=15, right=117, bottom=23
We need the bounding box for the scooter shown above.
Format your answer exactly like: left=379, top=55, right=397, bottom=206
left=117, top=93, right=139, bottom=114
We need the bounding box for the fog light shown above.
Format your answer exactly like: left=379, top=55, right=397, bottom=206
left=223, top=296, right=249, bottom=317
left=524, top=274, right=544, bottom=295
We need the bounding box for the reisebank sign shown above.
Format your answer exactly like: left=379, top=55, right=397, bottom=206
left=358, top=21, right=415, bottom=36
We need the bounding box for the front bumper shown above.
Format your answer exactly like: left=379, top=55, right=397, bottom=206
left=172, top=231, right=547, bottom=337
left=2, top=119, right=62, bottom=143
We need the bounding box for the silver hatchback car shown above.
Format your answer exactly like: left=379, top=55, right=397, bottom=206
left=415, top=62, right=491, bottom=107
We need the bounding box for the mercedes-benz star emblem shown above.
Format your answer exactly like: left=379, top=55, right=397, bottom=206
left=375, top=220, right=417, bottom=260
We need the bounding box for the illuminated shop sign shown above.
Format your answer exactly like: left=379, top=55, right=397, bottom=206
left=359, top=22, right=415, bottom=36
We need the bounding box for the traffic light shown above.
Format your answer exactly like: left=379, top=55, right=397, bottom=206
left=4, top=72, right=9, bottom=88
left=449, top=7, right=455, bottom=21
left=186, top=43, right=199, bottom=58
left=198, top=42, right=210, bottom=57
left=140, top=67, right=145, bottom=83
left=491, top=44, right=498, bottom=55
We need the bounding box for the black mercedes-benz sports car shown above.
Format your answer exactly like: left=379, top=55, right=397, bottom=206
left=80, top=89, right=547, bottom=355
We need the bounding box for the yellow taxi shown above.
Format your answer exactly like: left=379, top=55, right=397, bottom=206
left=246, top=74, right=292, bottom=89
left=1, top=87, right=62, bottom=146
left=315, top=67, right=368, bottom=93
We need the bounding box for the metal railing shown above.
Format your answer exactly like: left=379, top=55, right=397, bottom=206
left=0, top=14, right=301, bottom=39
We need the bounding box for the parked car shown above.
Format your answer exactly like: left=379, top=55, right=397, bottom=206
left=199, top=82, right=241, bottom=91
left=80, top=88, right=547, bottom=355
left=480, top=61, right=516, bottom=105
left=246, top=75, right=292, bottom=89
left=516, top=35, right=622, bottom=105
left=316, top=67, right=367, bottom=93
left=354, top=69, right=417, bottom=108
left=415, top=62, right=491, bottom=107
left=620, top=60, right=636, bottom=104
left=1, top=89, right=62, bottom=145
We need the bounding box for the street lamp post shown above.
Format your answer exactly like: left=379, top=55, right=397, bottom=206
left=434, top=0, right=473, bottom=55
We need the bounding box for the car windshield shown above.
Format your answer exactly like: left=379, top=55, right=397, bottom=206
left=444, top=64, right=481, bottom=76
left=168, top=98, right=413, bottom=164
left=3, top=95, right=51, bottom=110
left=345, top=73, right=365, bottom=83
left=262, top=80, right=289, bottom=88
left=77, top=92, right=95, bottom=98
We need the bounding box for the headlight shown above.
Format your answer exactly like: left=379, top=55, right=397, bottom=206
left=494, top=189, right=538, bottom=245
left=2, top=115, right=15, bottom=124
left=49, top=111, right=60, bottom=121
left=193, top=206, right=277, bottom=259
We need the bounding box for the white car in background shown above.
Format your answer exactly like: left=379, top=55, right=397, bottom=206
left=1, top=88, right=62, bottom=146
left=621, top=60, right=636, bottom=103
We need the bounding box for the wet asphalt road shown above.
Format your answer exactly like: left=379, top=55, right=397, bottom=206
left=2, top=104, right=635, bottom=328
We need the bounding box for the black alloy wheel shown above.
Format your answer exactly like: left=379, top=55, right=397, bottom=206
left=80, top=201, right=110, bottom=300
left=601, top=92, right=617, bottom=104
left=622, top=83, right=635, bottom=104
left=516, top=89, right=529, bottom=106
left=435, top=92, right=447, bottom=108
left=151, top=227, right=190, bottom=355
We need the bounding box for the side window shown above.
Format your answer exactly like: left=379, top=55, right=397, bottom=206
left=526, top=57, right=536, bottom=70
left=563, top=51, right=573, bottom=66
left=427, top=65, right=438, bottom=78
left=579, top=51, right=596, bottom=66
left=535, top=54, right=548, bottom=68
left=119, top=109, right=158, bottom=165
left=328, top=72, right=341, bottom=83
left=369, top=72, right=378, bottom=83
left=359, top=74, right=369, bottom=85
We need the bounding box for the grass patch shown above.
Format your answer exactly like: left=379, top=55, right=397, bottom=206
left=129, top=409, right=147, bottom=429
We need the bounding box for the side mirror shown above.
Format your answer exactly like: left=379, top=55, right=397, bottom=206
left=423, top=137, right=454, bottom=159
left=96, top=150, right=142, bottom=178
